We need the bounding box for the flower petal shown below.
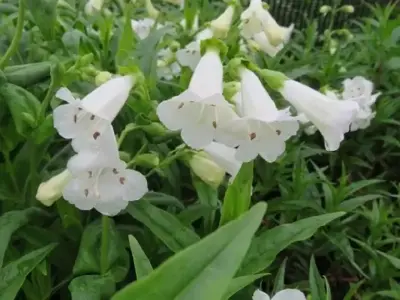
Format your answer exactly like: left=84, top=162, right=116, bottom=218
left=271, top=289, right=306, bottom=300
left=203, top=142, right=242, bottom=178
left=253, top=289, right=270, bottom=300
left=121, top=169, right=149, bottom=201
left=53, top=103, right=81, bottom=139
left=95, top=200, right=128, bottom=216
left=63, top=178, right=97, bottom=210
left=56, top=87, right=77, bottom=104
left=181, top=123, right=215, bottom=149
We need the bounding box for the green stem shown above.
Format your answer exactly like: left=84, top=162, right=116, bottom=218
left=118, top=124, right=138, bottom=148
left=39, top=76, right=58, bottom=123
left=0, top=0, right=25, bottom=69
left=145, top=148, right=188, bottom=177
left=2, top=151, right=19, bottom=194
left=100, top=215, right=110, bottom=275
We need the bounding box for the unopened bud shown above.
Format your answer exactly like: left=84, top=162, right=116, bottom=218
left=189, top=152, right=225, bottom=189
left=84, top=0, right=104, bottom=15
left=36, top=170, right=72, bottom=207
left=134, top=153, right=160, bottom=168
left=95, top=71, right=113, bottom=86
left=142, top=122, right=168, bottom=137
left=340, top=5, right=354, bottom=13
left=145, top=0, right=160, bottom=19
left=210, top=5, right=235, bottom=39
left=319, top=5, right=331, bottom=14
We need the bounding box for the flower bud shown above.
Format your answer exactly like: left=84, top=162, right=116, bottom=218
left=319, top=5, right=331, bottom=14
left=84, top=0, right=104, bottom=15
left=145, top=0, right=160, bottom=19
left=134, top=153, right=160, bottom=168
left=36, top=170, right=72, bottom=207
left=340, top=5, right=355, bottom=13
left=142, top=122, right=168, bottom=137
left=223, top=81, right=241, bottom=104
left=189, top=152, right=225, bottom=189
left=210, top=5, right=235, bottom=38
left=95, top=71, right=113, bottom=86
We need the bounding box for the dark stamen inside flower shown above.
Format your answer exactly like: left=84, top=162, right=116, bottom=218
left=250, top=132, right=257, bottom=140
left=178, top=103, right=184, bottom=109
left=93, top=132, right=100, bottom=140
left=90, top=115, right=95, bottom=120
left=78, top=108, right=83, bottom=111
left=88, top=171, right=92, bottom=178
left=276, top=130, right=281, bottom=135
left=74, top=115, right=77, bottom=123
left=119, top=177, right=125, bottom=185
left=212, top=121, right=217, bottom=128
left=84, top=189, right=89, bottom=197
left=113, top=168, right=118, bottom=174
left=210, top=104, right=216, bottom=107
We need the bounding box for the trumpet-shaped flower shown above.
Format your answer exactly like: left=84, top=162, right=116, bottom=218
left=217, top=68, right=299, bottom=162
left=279, top=79, right=359, bottom=151
left=131, top=18, right=162, bottom=40
left=36, top=169, right=72, bottom=207
left=241, top=0, right=294, bottom=47
left=249, top=32, right=285, bottom=57
left=53, top=75, right=134, bottom=152
left=157, top=48, right=238, bottom=149
left=210, top=4, right=235, bottom=38
left=253, top=289, right=307, bottom=300
left=176, top=28, right=213, bottom=71
left=64, top=127, right=148, bottom=216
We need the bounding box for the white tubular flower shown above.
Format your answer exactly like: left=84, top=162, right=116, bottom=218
left=189, top=152, right=226, bottom=188
left=203, top=142, right=242, bottom=179
left=84, top=0, right=103, bottom=15
left=279, top=79, right=359, bottom=151
left=36, top=170, right=72, bottom=207
left=253, top=289, right=307, bottom=300
left=131, top=18, right=161, bottom=40
left=53, top=75, right=134, bottom=152
left=217, top=68, right=299, bottom=163
left=210, top=4, right=235, bottom=38
left=241, top=0, right=294, bottom=47
left=157, top=48, right=181, bottom=80
left=64, top=128, right=148, bottom=216
left=157, top=48, right=238, bottom=149
left=176, top=28, right=213, bottom=71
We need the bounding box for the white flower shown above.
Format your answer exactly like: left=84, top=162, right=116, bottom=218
left=342, top=76, right=380, bottom=131
left=210, top=4, right=235, bottom=38
left=36, top=169, right=72, bottom=207
left=64, top=128, right=148, bottom=216
left=131, top=18, right=162, bottom=40
left=84, top=0, right=103, bottom=15
left=241, top=0, right=294, bottom=47
left=53, top=75, right=134, bottom=152
left=157, top=48, right=181, bottom=80
left=252, top=288, right=307, bottom=300
left=280, top=79, right=359, bottom=151
left=176, top=28, right=213, bottom=71
left=157, top=48, right=238, bottom=149
left=203, top=142, right=242, bottom=178
left=217, top=68, right=299, bottom=163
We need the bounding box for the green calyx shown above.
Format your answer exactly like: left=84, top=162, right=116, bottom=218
left=200, top=38, right=228, bottom=58
left=257, top=68, right=288, bottom=91
left=226, top=57, right=255, bottom=80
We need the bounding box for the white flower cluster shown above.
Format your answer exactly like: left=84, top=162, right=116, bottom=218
left=253, top=288, right=307, bottom=300
left=50, top=76, right=148, bottom=216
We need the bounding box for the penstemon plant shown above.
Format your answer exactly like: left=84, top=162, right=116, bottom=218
left=0, top=0, right=398, bottom=300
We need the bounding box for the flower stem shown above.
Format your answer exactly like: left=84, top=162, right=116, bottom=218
left=100, top=215, right=110, bottom=275
left=0, top=0, right=25, bottom=69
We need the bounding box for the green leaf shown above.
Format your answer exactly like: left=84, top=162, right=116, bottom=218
left=223, top=273, right=267, bottom=300
left=69, top=274, right=115, bottom=300
left=127, top=201, right=200, bottom=253
left=219, top=161, right=254, bottom=226
left=112, top=202, right=267, bottom=300
left=0, top=243, right=56, bottom=300
left=73, top=219, right=129, bottom=282
left=239, top=212, right=345, bottom=275
left=377, top=251, right=400, bottom=269
left=116, top=3, right=136, bottom=70
left=25, top=0, right=58, bottom=40
left=193, top=178, right=219, bottom=233
left=272, top=257, right=288, bottom=295
left=128, top=235, right=153, bottom=280
left=309, top=256, right=326, bottom=300
left=338, top=195, right=381, bottom=212
left=141, top=192, right=184, bottom=209
left=0, top=208, right=42, bottom=268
